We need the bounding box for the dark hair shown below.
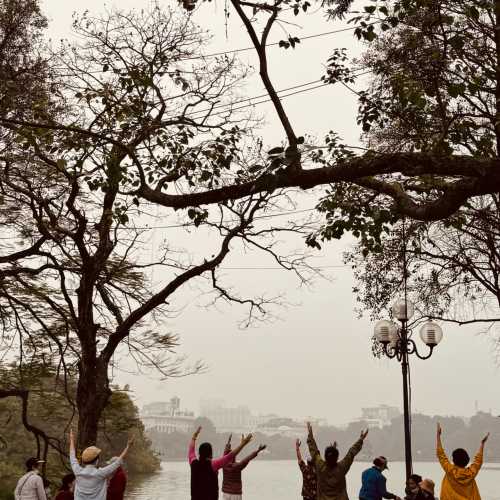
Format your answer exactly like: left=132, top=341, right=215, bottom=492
left=409, top=474, right=422, bottom=484
left=199, top=442, right=213, bottom=460
left=325, top=446, right=339, bottom=467
left=452, top=448, right=470, bottom=467
left=61, top=473, right=75, bottom=491
left=25, top=458, right=40, bottom=472
left=373, top=456, right=387, bottom=468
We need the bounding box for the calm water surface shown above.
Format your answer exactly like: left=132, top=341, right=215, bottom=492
left=126, top=461, right=500, bottom=500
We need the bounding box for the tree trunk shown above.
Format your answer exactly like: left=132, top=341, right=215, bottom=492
left=76, top=359, right=111, bottom=449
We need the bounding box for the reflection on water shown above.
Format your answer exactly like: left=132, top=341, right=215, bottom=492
left=126, top=461, right=500, bottom=500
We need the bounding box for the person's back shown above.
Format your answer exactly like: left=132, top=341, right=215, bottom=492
left=436, top=423, right=487, bottom=500
left=106, top=466, right=127, bottom=500
left=359, top=458, right=399, bottom=500
left=307, top=423, right=368, bottom=500
left=14, top=458, right=47, bottom=500
left=68, top=429, right=132, bottom=500
left=191, top=459, right=219, bottom=500
left=15, top=472, right=46, bottom=500
left=437, top=448, right=482, bottom=500
left=359, top=467, right=384, bottom=500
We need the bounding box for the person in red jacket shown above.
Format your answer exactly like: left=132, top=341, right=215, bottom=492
left=106, top=458, right=127, bottom=500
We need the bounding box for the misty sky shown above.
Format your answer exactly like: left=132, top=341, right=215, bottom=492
left=40, top=0, right=500, bottom=426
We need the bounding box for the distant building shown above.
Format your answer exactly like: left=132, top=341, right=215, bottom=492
left=199, top=399, right=254, bottom=433
left=357, top=405, right=401, bottom=428
left=141, top=397, right=195, bottom=434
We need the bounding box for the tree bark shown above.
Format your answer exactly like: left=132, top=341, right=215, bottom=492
left=76, top=358, right=111, bottom=448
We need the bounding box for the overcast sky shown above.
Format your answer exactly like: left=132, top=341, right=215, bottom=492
left=40, top=0, right=500, bottom=426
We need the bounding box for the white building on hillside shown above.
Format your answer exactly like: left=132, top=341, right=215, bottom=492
left=141, top=397, right=195, bottom=434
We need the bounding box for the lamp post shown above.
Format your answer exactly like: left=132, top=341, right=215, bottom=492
left=374, top=299, right=443, bottom=480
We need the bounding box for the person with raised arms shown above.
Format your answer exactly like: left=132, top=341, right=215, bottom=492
left=436, top=422, right=488, bottom=500
left=307, top=421, right=369, bottom=500
left=189, top=426, right=253, bottom=500
left=221, top=434, right=267, bottom=500
left=69, top=429, right=133, bottom=500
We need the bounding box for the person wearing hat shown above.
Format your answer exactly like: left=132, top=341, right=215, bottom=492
left=436, top=422, right=488, bottom=500
left=418, top=479, right=436, bottom=500
left=306, top=422, right=369, bottom=500
left=359, top=456, right=401, bottom=500
left=14, top=457, right=47, bottom=500
left=69, top=428, right=133, bottom=500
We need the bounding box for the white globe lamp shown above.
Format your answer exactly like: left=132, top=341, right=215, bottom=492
left=419, top=321, right=443, bottom=346
left=374, top=320, right=398, bottom=344
left=391, top=298, right=415, bottom=321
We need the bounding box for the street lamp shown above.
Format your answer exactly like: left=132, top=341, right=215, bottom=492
left=374, top=299, right=443, bottom=479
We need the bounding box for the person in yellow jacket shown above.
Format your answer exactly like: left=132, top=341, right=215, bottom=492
left=436, top=422, right=489, bottom=500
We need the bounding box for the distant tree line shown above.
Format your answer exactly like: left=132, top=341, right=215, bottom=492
left=147, top=412, right=500, bottom=463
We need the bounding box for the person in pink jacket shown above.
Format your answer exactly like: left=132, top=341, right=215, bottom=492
left=188, top=427, right=253, bottom=500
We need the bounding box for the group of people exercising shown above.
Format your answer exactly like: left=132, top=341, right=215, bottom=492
left=189, top=421, right=489, bottom=500
left=14, top=421, right=489, bottom=500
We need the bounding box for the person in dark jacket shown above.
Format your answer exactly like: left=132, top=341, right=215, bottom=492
left=106, top=459, right=127, bottom=500
left=296, top=438, right=317, bottom=500
left=307, top=422, right=369, bottom=500
left=359, top=457, right=401, bottom=500
left=55, top=474, right=75, bottom=500
left=188, top=426, right=253, bottom=500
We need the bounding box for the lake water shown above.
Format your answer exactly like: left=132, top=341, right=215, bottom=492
left=126, top=460, right=500, bottom=500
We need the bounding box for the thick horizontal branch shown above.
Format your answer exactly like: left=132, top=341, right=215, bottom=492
left=138, top=153, right=500, bottom=221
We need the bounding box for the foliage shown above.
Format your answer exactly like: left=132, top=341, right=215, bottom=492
left=335, top=0, right=500, bottom=325
left=0, top=364, right=159, bottom=496
left=0, top=0, right=315, bottom=447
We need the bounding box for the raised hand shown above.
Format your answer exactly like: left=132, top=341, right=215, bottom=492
left=296, top=439, right=301, bottom=449
left=193, top=426, right=202, bottom=441
left=360, top=429, right=369, bottom=440
left=127, top=435, right=135, bottom=447
left=306, top=422, right=313, bottom=435
left=226, top=434, right=232, bottom=445
left=437, top=423, right=442, bottom=437
left=258, top=444, right=267, bottom=452
left=242, top=433, right=253, bottom=444
left=482, top=433, right=490, bottom=444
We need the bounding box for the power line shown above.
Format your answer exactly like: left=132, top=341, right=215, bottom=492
left=186, top=69, right=372, bottom=119
left=186, top=79, right=322, bottom=117
left=181, top=24, right=379, bottom=61
left=54, top=24, right=378, bottom=76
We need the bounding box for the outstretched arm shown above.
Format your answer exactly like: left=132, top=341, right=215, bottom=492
left=470, top=433, right=488, bottom=477
left=188, top=426, right=201, bottom=464
left=306, top=422, right=320, bottom=464
left=339, top=429, right=368, bottom=473
left=235, top=445, right=267, bottom=471
left=436, top=423, right=452, bottom=473
left=296, top=439, right=304, bottom=463
left=212, top=434, right=253, bottom=471
left=69, top=429, right=81, bottom=472
left=96, top=436, right=134, bottom=479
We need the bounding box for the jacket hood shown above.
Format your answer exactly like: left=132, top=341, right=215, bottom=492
left=449, top=465, right=476, bottom=485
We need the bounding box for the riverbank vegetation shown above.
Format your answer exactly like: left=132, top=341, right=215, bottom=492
left=0, top=364, right=159, bottom=500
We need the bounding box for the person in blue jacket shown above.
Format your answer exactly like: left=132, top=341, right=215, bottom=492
left=359, top=457, right=401, bottom=500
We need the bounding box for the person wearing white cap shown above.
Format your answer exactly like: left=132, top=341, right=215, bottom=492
left=14, top=457, right=47, bottom=500
left=69, top=429, right=133, bottom=500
